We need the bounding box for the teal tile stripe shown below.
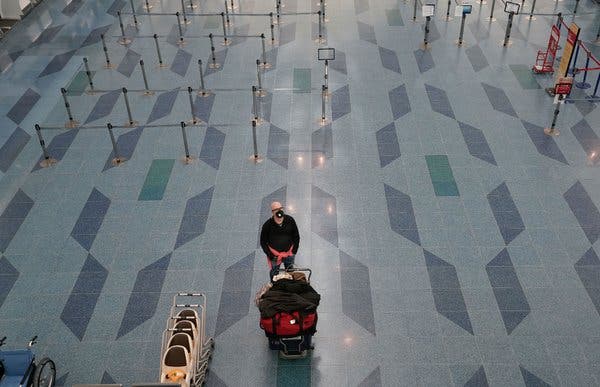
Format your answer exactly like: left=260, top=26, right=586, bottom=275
left=277, top=356, right=311, bottom=386
left=385, top=9, right=404, bottom=26
left=425, top=155, right=460, bottom=196
left=138, top=159, right=175, bottom=201
left=293, top=68, right=311, bottom=93
left=509, top=64, right=541, bottom=89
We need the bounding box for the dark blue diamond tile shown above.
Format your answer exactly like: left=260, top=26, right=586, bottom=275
left=376, top=122, right=400, bottom=167
left=103, top=127, right=144, bottom=171
left=84, top=89, right=121, bottom=124
left=70, top=188, right=111, bottom=251
left=521, top=120, right=568, bottom=165
left=107, top=0, right=126, bottom=16
left=311, top=185, right=338, bottom=246
left=101, top=371, right=116, bottom=384
left=358, top=367, right=380, bottom=386
left=312, top=124, right=333, bottom=168
left=357, top=21, right=377, bottom=44
left=464, top=366, right=489, bottom=387
left=571, top=118, right=600, bottom=160
left=575, top=248, right=600, bottom=317
left=32, top=129, right=79, bottom=172
left=329, top=50, right=346, bottom=75
left=0, top=256, right=19, bottom=308
left=199, top=127, right=225, bottom=169
left=0, top=128, right=30, bottom=173
left=267, top=124, right=289, bottom=169
left=7, top=88, right=40, bottom=125
left=481, top=83, right=518, bottom=118
left=175, top=186, right=214, bottom=249
left=279, top=22, right=297, bottom=46
left=204, top=49, right=228, bottom=76
left=193, top=93, right=216, bottom=123
left=425, top=84, right=455, bottom=119
left=383, top=184, right=420, bottom=245
left=116, top=253, right=171, bottom=338
left=30, top=24, right=64, bottom=47
left=379, top=46, right=401, bottom=74
left=0, top=190, right=34, bottom=253
left=388, top=84, right=410, bottom=120
left=487, top=182, right=525, bottom=245
left=331, top=85, right=350, bottom=121
left=458, top=121, right=496, bottom=166
left=147, top=89, right=180, bottom=124
left=520, top=366, right=551, bottom=387
left=465, top=45, right=489, bottom=72
left=340, top=251, right=375, bottom=334
left=414, top=49, right=434, bottom=73
left=80, top=25, right=112, bottom=48
left=117, top=49, right=141, bottom=78
left=170, top=49, right=192, bottom=77
left=38, top=49, right=77, bottom=78
left=62, top=0, right=84, bottom=16
left=563, top=181, right=600, bottom=244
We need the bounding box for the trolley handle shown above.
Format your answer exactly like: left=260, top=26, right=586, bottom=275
left=169, top=316, right=196, bottom=320
left=178, top=292, right=205, bottom=297
left=176, top=303, right=200, bottom=307
left=28, top=335, right=38, bottom=347
left=0, top=336, right=6, bottom=347
left=285, top=267, right=312, bottom=281
left=167, top=328, right=194, bottom=332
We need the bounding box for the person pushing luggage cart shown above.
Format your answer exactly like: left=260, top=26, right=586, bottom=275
left=260, top=201, right=300, bottom=279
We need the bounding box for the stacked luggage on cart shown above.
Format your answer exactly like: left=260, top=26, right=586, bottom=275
left=159, top=293, right=214, bottom=386
left=257, top=268, right=320, bottom=359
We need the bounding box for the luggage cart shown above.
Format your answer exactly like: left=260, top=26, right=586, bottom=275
left=159, top=293, right=214, bottom=387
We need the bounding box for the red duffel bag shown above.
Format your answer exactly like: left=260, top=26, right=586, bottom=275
left=260, top=310, right=317, bottom=337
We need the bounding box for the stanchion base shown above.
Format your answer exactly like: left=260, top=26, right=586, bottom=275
left=197, top=90, right=213, bottom=97
left=158, top=63, right=169, bottom=69
left=253, top=117, right=264, bottom=125
left=125, top=120, right=139, bottom=128
left=187, top=118, right=204, bottom=126
left=528, top=16, right=537, bottom=21
left=39, top=158, right=58, bottom=168
left=177, top=40, right=187, bottom=47
left=575, top=82, right=591, bottom=89
left=248, top=155, right=264, bottom=163
left=500, top=39, right=513, bottom=47
left=445, top=16, right=453, bottom=21
left=259, top=62, right=272, bottom=69
left=65, top=120, right=80, bottom=129
left=118, top=37, right=132, bottom=45
left=478, top=0, right=487, bottom=4
left=485, top=17, right=496, bottom=22
left=188, top=4, right=198, bottom=8
left=226, top=21, right=234, bottom=27
left=315, top=37, right=327, bottom=44
left=420, top=42, right=431, bottom=50
left=111, top=157, right=127, bottom=166
left=221, top=40, right=232, bottom=46
left=182, top=155, right=197, bottom=164
left=143, top=90, right=156, bottom=96
left=255, top=89, right=268, bottom=97
left=103, top=63, right=116, bottom=69
left=85, top=90, right=97, bottom=95
left=269, top=39, right=278, bottom=46
left=208, top=62, right=221, bottom=69
left=145, top=4, right=153, bottom=10
left=319, top=117, right=329, bottom=126
left=544, top=127, right=560, bottom=136
left=455, top=40, right=465, bottom=47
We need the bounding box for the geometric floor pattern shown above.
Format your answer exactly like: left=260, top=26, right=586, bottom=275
left=0, top=0, right=599, bottom=385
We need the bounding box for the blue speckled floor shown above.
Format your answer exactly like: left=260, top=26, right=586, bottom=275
left=0, top=0, right=600, bottom=385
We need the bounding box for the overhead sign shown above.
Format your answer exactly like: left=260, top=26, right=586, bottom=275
left=556, top=22, right=580, bottom=79
left=504, top=1, right=520, bottom=13
left=422, top=4, right=435, bottom=17
left=318, top=47, right=335, bottom=61
left=455, top=4, right=472, bottom=16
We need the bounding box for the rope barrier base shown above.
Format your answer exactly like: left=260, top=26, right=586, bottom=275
left=258, top=62, right=272, bottom=69
left=420, top=42, right=432, bottom=51
left=118, top=37, right=132, bottom=45
left=544, top=127, right=560, bottom=136
left=485, top=16, right=496, bottom=22
left=255, top=89, right=268, bottom=97
left=315, top=37, right=326, bottom=44
left=197, top=90, right=212, bottom=97
left=111, top=157, right=127, bottom=166
left=500, top=39, right=514, bottom=47
left=319, top=117, right=329, bottom=126
left=208, top=62, right=221, bottom=69
left=103, top=63, right=116, bottom=69
left=39, top=158, right=58, bottom=168
left=186, top=117, right=204, bottom=126
left=182, top=155, right=197, bottom=164
left=157, top=63, right=169, bottom=69
left=221, top=40, right=232, bottom=46
left=248, top=154, right=264, bottom=163
left=455, top=39, right=464, bottom=47
left=253, top=117, right=265, bottom=125
left=143, top=90, right=156, bottom=96
left=65, top=119, right=80, bottom=129
left=124, top=120, right=139, bottom=127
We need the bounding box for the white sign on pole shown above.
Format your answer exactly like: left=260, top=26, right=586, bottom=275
left=454, top=5, right=463, bottom=16
left=422, top=4, right=435, bottom=17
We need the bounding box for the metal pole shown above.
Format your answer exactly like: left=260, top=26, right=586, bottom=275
left=107, top=123, right=125, bottom=165
left=252, top=86, right=260, bottom=123
left=117, top=11, right=131, bottom=45
left=446, top=0, right=451, bottom=20
left=209, top=33, right=220, bottom=68
left=570, top=43, right=580, bottom=76
left=576, top=56, right=591, bottom=88
left=100, top=34, right=114, bottom=68
left=176, top=12, right=185, bottom=45
left=256, top=59, right=265, bottom=96
left=321, top=85, right=326, bottom=124
left=458, top=13, right=466, bottom=45
left=318, top=11, right=323, bottom=42
left=221, top=12, right=230, bottom=45
left=129, top=0, right=139, bottom=27
left=144, top=0, right=152, bottom=11
left=122, top=87, right=138, bottom=127
left=61, top=87, right=79, bottom=128
left=424, top=16, right=431, bottom=47
left=413, top=0, right=417, bottom=21
left=503, top=12, right=514, bottom=46
left=187, top=86, right=200, bottom=125
left=573, top=0, right=579, bottom=14
left=556, top=12, right=562, bottom=29
left=260, top=33, right=270, bottom=68
left=320, top=0, right=325, bottom=22
left=140, top=60, right=154, bottom=95
left=270, top=12, right=276, bottom=43
left=251, top=119, right=259, bottom=160
left=544, top=96, right=562, bottom=136
left=595, top=22, right=599, bottom=43
left=180, top=0, right=190, bottom=24
left=489, top=0, right=496, bottom=20
left=324, top=59, right=328, bottom=93
left=529, top=0, right=536, bottom=19
left=180, top=121, right=194, bottom=163
left=153, top=33, right=166, bottom=67
left=189, top=0, right=197, bottom=10
left=83, top=57, right=94, bottom=93
left=198, top=59, right=209, bottom=96
left=591, top=72, right=600, bottom=97
left=35, top=124, right=56, bottom=168
left=231, top=0, right=236, bottom=11
left=225, top=0, right=231, bottom=26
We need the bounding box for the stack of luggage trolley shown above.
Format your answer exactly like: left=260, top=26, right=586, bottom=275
left=258, top=268, right=321, bottom=359
left=159, top=293, right=214, bottom=386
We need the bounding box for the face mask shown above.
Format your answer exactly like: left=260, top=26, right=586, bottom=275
left=275, top=210, right=284, bottom=219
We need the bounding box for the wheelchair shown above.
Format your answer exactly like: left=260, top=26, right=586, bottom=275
left=0, top=336, right=56, bottom=387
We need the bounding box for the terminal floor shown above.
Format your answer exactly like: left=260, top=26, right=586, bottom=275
left=0, top=0, right=600, bottom=385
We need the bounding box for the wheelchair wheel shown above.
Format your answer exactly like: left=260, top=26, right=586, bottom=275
left=33, top=357, right=56, bottom=387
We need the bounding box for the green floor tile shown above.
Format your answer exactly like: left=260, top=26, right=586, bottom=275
left=509, top=64, right=541, bottom=89
left=204, top=15, right=220, bottom=29
left=138, top=159, right=175, bottom=201
left=66, top=71, right=95, bottom=96
left=277, top=356, right=311, bottom=387
left=293, top=68, right=311, bottom=93
left=385, top=9, right=404, bottom=26
left=426, top=155, right=460, bottom=196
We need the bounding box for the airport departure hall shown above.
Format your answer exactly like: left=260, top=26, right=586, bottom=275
left=0, top=0, right=599, bottom=385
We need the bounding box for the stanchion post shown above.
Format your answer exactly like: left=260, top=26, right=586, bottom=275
left=221, top=12, right=230, bottom=45
left=61, top=88, right=79, bottom=128
left=504, top=11, right=515, bottom=46
left=573, top=0, right=579, bottom=14
left=590, top=73, right=600, bottom=98
left=153, top=34, right=167, bottom=68
left=269, top=12, right=276, bottom=44
left=413, top=0, right=417, bottom=21
left=320, top=85, right=327, bottom=125
left=529, top=0, right=536, bottom=19
left=324, top=59, right=329, bottom=94
left=35, top=124, right=57, bottom=168
left=180, top=0, right=190, bottom=24
left=100, top=34, right=114, bottom=68
left=458, top=12, right=467, bottom=46
left=249, top=119, right=263, bottom=162
left=107, top=123, right=126, bottom=165
left=446, top=0, right=452, bottom=20
left=208, top=33, right=220, bottom=68
left=197, top=59, right=210, bottom=96
left=180, top=121, right=196, bottom=164
left=145, top=0, right=152, bottom=11
left=595, top=22, right=600, bottom=43
left=139, top=60, right=154, bottom=95
left=570, top=43, right=581, bottom=76
left=117, top=11, right=132, bottom=45
left=320, top=0, right=326, bottom=22
left=256, top=59, right=266, bottom=96
left=259, top=33, right=270, bottom=68
left=424, top=16, right=431, bottom=47
left=231, top=0, right=236, bottom=11
left=251, top=85, right=262, bottom=124
left=176, top=12, right=185, bottom=46
left=129, top=0, right=139, bottom=28
left=187, top=86, right=201, bottom=125
left=488, top=0, right=496, bottom=20
left=276, top=1, right=281, bottom=24
left=544, top=95, right=563, bottom=136
left=122, top=87, right=138, bottom=127
left=224, top=0, right=232, bottom=26
left=83, top=57, right=95, bottom=94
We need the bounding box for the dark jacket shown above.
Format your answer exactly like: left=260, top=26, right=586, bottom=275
left=260, top=215, right=300, bottom=258
left=258, top=279, right=320, bottom=318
